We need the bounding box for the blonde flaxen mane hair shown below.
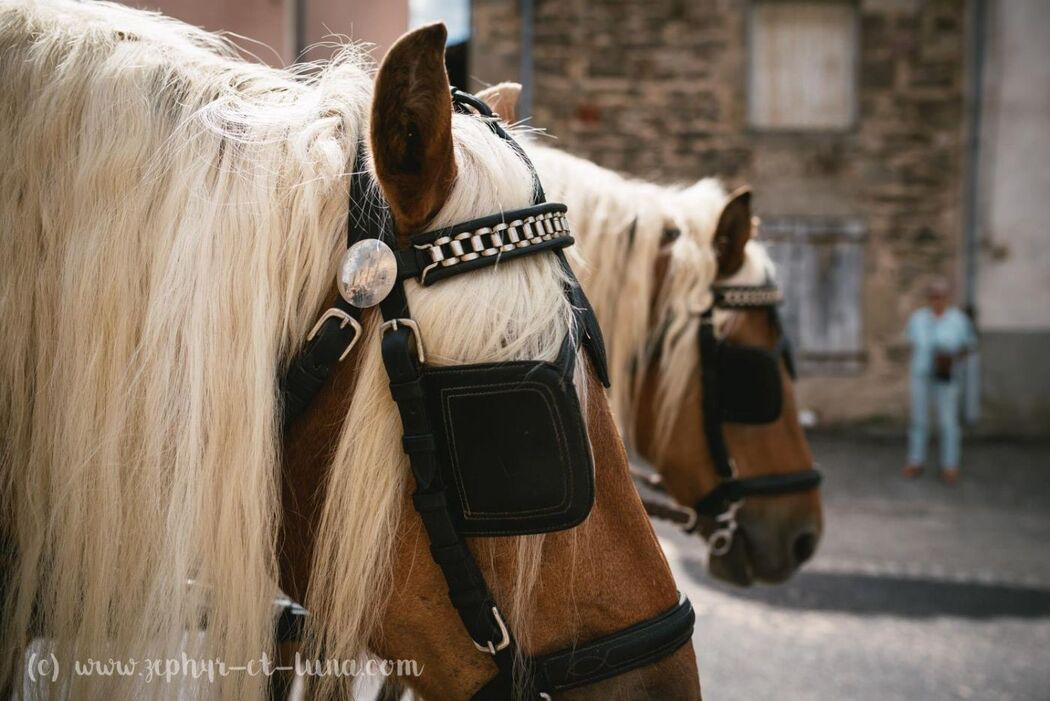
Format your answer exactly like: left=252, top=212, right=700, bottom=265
left=528, top=144, right=774, bottom=456
left=0, top=2, right=569, bottom=698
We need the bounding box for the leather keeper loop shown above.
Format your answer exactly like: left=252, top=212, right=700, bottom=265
left=402, top=433, right=437, bottom=455
left=412, top=490, right=449, bottom=513
left=430, top=541, right=472, bottom=567
left=389, top=380, right=425, bottom=402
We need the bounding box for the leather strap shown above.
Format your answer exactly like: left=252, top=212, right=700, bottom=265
left=532, top=596, right=694, bottom=694
left=451, top=87, right=546, bottom=204
left=693, top=469, right=823, bottom=518
left=471, top=597, right=695, bottom=700
left=698, top=309, right=733, bottom=479
left=281, top=297, right=361, bottom=428
left=380, top=306, right=520, bottom=691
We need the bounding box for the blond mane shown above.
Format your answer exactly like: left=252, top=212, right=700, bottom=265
left=528, top=143, right=774, bottom=455
left=0, top=2, right=568, bottom=698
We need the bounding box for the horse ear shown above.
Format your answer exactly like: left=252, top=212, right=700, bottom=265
left=371, top=23, right=457, bottom=239
left=714, top=186, right=752, bottom=278
left=476, top=82, right=522, bottom=124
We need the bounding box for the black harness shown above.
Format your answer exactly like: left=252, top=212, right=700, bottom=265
left=636, top=282, right=822, bottom=556
left=281, top=89, right=695, bottom=699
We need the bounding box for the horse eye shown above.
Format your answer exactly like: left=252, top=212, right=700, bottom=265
left=662, top=228, right=681, bottom=244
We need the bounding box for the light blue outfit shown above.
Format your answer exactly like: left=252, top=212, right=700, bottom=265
left=906, top=307, right=976, bottom=469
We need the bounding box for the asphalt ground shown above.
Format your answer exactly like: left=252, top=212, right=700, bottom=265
left=658, top=433, right=1050, bottom=701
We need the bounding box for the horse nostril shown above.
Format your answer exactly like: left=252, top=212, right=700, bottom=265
left=792, top=530, right=818, bottom=566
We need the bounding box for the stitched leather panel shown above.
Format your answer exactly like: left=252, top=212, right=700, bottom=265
left=421, top=360, right=595, bottom=536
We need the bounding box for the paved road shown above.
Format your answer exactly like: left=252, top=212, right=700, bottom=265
left=657, top=433, right=1050, bottom=701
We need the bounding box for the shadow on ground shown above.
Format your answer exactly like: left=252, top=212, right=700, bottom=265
left=683, top=561, right=1050, bottom=619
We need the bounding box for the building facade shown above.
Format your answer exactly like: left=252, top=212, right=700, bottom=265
left=471, top=0, right=1049, bottom=434
left=127, top=0, right=408, bottom=65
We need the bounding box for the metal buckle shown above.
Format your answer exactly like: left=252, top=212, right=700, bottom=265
left=306, top=308, right=362, bottom=362
left=708, top=500, right=742, bottom=557
left=380, top=318, right=426, bottom=363
left=413, top=241, right=442, bottom=285
left=471, top=606, right=511, bottom=655
left=680, top=506, right=699, bottom=534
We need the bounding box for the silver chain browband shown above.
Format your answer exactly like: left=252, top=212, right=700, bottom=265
left=712, top=284, right=783, bottom=309
left=415, top=210, right=571, bottom=283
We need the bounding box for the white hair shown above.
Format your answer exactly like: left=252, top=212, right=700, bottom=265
left=528, top=143, right=773, bottom=455
left=0, top=2, right=571, bottom=698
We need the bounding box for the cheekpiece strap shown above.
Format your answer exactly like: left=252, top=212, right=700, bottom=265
left=698, top=309, right=734, bottom=479
left=451, top=87, right=546, bottom=204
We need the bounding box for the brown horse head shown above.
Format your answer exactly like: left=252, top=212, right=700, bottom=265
left=476, top=84, right=823, bottom=587
left=279, top=25, right=699, bottom=699
left=635, top=188, right=823, bottom=586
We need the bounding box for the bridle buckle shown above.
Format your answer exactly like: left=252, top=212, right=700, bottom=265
left=306, top=307, right=362, bottom=361
left=471, top=606, right=511, bottom=655
left=380, top=318, right=426, bottom=363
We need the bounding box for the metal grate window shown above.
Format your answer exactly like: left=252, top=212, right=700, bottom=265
left=760, top=218, right=866, bottom=374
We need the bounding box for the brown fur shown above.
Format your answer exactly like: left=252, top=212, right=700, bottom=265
left=370, top=24, right=458, bottom=240
left=713, top=187, right=752, bottom=277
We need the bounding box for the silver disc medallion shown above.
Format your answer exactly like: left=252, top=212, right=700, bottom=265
left=337, top=239, right=397, bottom=308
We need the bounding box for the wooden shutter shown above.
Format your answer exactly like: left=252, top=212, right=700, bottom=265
left=761, top=218, right=866, bottom=373
left=749, top=1, right=858, bottom=130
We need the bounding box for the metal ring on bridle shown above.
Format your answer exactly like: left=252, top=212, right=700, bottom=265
left=471, top=606, right=511, bottom=655
left=708, top=500, right=742, bottom=557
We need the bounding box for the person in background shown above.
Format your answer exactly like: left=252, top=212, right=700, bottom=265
left=903, top=278, right=977, bottom=484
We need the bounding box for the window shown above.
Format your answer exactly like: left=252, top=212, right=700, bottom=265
left=761, top=218, right=866, bottom=374
left=748, top=1, right=858, bottom=130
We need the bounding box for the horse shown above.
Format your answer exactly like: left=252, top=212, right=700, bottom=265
left=0, top=3, right=699, bottom=699
left=475, top=83, right=824, bottom=587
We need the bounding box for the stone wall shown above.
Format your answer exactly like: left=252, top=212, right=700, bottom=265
left=472, top=0, right=971, bottom=427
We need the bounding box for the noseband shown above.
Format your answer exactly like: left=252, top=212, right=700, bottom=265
left=636, top=280, right=822, bottom=556
left=281, top=89, right=695, bottom=699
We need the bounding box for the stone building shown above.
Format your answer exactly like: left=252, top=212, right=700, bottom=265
left=471, top=0, right=1050, bottom=434
left=115, top=0, right=1048, bottom=433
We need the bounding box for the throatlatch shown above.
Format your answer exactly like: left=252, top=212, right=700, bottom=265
left=282, top=88, right=693, bottom=700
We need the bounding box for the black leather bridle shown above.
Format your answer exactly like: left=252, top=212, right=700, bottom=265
left=279, top=89, right=695, bottom=700
left=635, top=281, right=822, bottom=557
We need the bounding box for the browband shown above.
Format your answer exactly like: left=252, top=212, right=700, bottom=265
left=712, top=283, right=783, bottom=309
left=400, top=202, right=573, bottom=285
